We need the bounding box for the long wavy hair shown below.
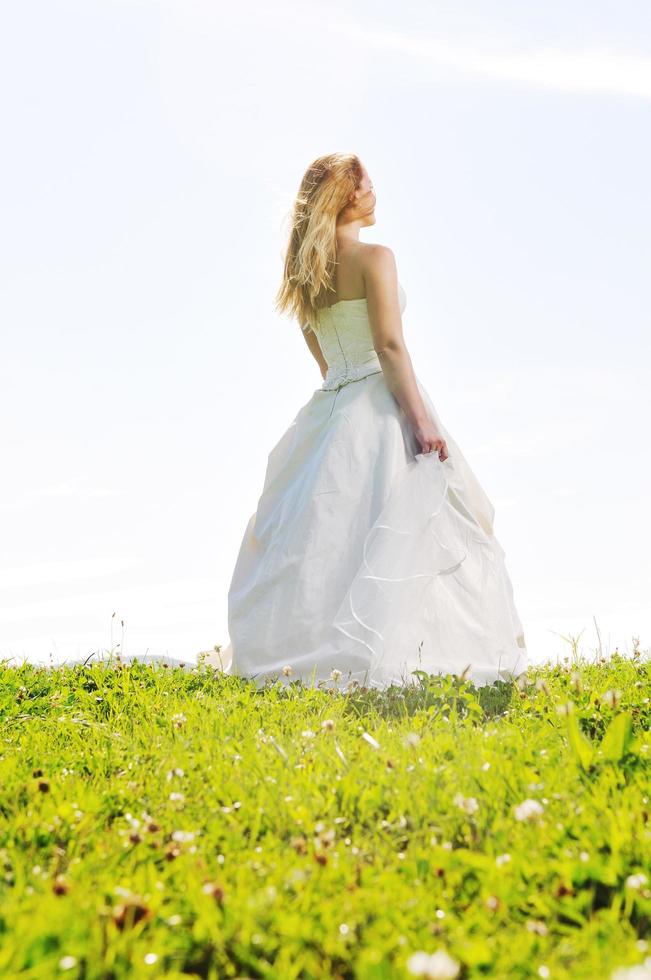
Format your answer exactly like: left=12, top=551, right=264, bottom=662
left=275, top=153, right=373, bottom=332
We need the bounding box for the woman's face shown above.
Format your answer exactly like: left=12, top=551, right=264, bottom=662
left=357, top=164, right=376, bottom=224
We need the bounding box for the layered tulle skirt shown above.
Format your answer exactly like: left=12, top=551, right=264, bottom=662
left=216, top=370, right=529, bottom=689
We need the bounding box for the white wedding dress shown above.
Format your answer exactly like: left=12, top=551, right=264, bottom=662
left=215, top=282, right=529, bottom=689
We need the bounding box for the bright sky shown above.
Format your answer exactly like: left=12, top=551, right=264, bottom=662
left=2, top=1, right=650, bottom=670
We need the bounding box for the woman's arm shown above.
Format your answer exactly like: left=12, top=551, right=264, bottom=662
left=363, top=245, right=448, bottom=459
left=300, top=324, right=329, bottom=380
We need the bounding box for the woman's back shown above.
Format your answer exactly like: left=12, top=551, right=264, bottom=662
left=315, top=281, right=408, bottom=391
left=323, top=240, right=369, bottom=307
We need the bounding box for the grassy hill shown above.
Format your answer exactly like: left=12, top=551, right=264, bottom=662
left=0, top=648, right=649, bottom=978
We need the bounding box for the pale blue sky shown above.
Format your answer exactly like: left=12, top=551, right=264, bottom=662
left=1, top=1, right=649, bottom=668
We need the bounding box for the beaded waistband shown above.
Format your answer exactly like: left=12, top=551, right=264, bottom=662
left=320, top=365, right=383, bottom=392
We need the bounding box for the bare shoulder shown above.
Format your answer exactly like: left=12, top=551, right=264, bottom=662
left=358, top=243, right=398, bottom=288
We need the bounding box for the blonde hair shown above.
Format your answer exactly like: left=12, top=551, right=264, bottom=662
left=275, top=153, right=372, bottom=331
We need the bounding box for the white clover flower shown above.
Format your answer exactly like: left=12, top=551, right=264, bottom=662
left=611, top=958, right=651, bottom=980
left=407, top=949, right=460, bottom=979
left=331, top=669, right=342, bottom=682
left=171, top=830, right=195, bottom=843
left=514, top=798, right=544, bottom=822
left=626, top=873, right=649, bottom=891
left=526, top=919, right=548, bottom=935
left=601, top=688, right=622, bottom=709
left=556, top=701, right=574, bottom=715
left=282, top=665, right=293, bottom=676
left=496, top=853, right=511, bottom=866
left=454, top=793, right=479, bottom=816
left=408, top=952, right=432, bottom=974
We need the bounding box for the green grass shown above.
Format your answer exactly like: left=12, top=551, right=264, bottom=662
left=0, top=645, right=649, bottom=979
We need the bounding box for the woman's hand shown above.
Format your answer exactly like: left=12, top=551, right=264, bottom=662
left=413, top=418, right=449, bottom=461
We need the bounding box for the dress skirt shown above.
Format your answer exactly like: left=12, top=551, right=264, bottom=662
left=215, top=369, right=529, bottom=690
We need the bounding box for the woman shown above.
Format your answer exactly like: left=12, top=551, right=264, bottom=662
left=216, top=152, right=528, bottom=690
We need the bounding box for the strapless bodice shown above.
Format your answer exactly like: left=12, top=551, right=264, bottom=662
left=315, top=282, right=407, bottom=391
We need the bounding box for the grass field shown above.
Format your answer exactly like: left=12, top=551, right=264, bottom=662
left=0, top=645, right=649, bottom=979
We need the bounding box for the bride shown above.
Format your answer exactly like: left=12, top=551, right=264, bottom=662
left=216, top=152, right=529, bottom=690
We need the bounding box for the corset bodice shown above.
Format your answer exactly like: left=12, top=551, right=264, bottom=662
left=315, top=282, right=407, bottom=391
